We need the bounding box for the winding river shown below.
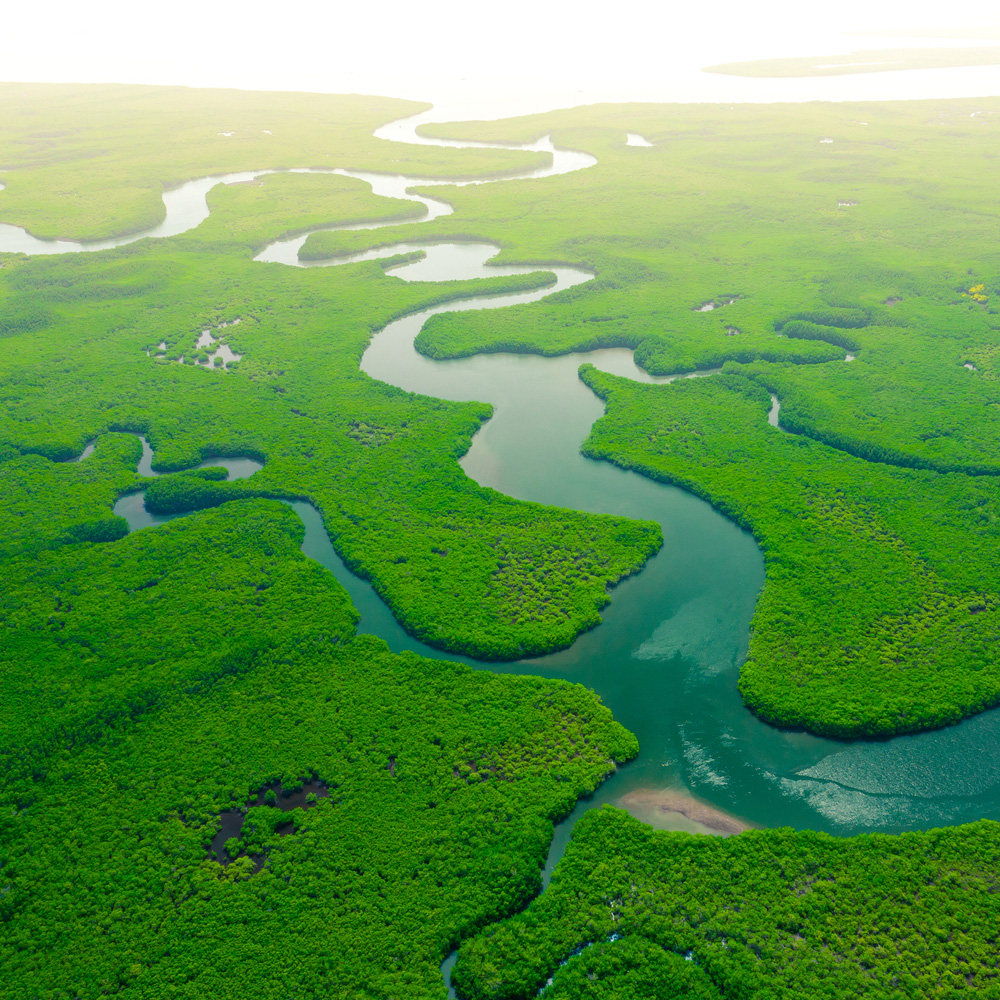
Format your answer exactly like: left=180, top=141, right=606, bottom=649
left=15, top=109, right=1000, bottom=881
left=300, top=237, right=1000, bottom=849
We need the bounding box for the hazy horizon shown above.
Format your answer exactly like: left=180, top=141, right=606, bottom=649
left=6, top=0, right=1000, bottom=120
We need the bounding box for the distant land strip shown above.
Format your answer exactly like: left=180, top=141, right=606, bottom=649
left=851, top=27, right=1000, bottom=41
left=703, top=45, right=1000, bottom=78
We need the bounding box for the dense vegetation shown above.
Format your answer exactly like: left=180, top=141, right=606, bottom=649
left=0, top=491, right=637, bottom=997
left=533, top=935, right=723, bottom=1000
left=0, top=92, right=657, bottom=996
left=5, top=85, right=1000, bottom=997
left=453, top=807, right=1000, bottom=1000
left=11, top=92, right=1000, bottom=713
left=0, top=432, right=140, bottom=558
left=193, top=171, right=426, bottom=255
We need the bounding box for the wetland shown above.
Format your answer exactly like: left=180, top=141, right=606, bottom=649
left=2, top=82, right=1000, bottom=999
left=99, top=129, right=1000, bottom=852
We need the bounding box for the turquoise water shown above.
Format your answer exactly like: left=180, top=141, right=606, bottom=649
left=35, top=105, right=1000, bottom=855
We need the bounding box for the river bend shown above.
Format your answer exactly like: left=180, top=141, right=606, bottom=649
left=17, top=109, right=1000, bottom=859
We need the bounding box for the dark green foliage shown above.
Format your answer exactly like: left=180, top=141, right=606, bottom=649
left=775, top=308, right=871, bottom=330
left=0, top=482, right=637, bottom=997
left=62, top=515, right=131, bottom=545
left=538, top=937, right=723, bottom=999
left=778, top=320, right=862, bottom=352
left=0, top=500, right=357, bottom=777
left=453, top=807, right=1000, bottom=1000
left=394, top=98, right=1000, bottom=732
left=0, top=301, right=54, bottom=336
left=142, top=469, right=245, bottom=514
left=1, top=641, right=634, bottom=998
left=0, top=91, right=660, bottom=997
left=0, top=432, right=140, bottom=557
left=7, top=86, right=1000, bottom=997
left=405, top=99, right=1000, bottom=472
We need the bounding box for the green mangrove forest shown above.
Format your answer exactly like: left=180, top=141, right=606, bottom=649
left=2, top=83, right=1000, bottom=997
left=452, top=807, right=1000, bottom=999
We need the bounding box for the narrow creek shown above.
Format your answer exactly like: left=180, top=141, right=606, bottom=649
left=0, top=123, right=593, bottom=257
left=18, top=104, right=1000, bottom=996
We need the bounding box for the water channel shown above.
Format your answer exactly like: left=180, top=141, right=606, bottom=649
left=17, top=107, right=1000, bottom=873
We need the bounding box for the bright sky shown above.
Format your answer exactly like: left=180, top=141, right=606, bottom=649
left=5, top=0, right=1000, bottom=116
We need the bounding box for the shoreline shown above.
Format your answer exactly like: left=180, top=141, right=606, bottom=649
left=621, top=788, right=752, bottom=836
